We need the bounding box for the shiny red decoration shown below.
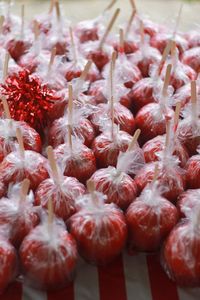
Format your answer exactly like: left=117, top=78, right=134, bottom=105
left=0, top=70, right=59, bottom=135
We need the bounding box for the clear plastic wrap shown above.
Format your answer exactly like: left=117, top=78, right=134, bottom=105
left=0, top=181, right=40, bottom=247
left=150, top=32, right=188, bottom=55
left=128, top=43, right=161, bottom=77
left=0, top=236, right=18, bottom=294
left=135, top=156, right=186, bottom=202
left=48, top=108, right=96, bottom=148
left=68, top=190, right=127, bottom=265
left=142, top=134, right=189, bottom=167
left=162, top=214, right=200, bottom=286
left=177, top=189, right=200, bottom=218
left=90, top=102, right=135, bottom=135
left=35, top=176, right=86, bottom=222
left=126, top=181, right=179, bottom=252
left=0, top=119, right=41, bottom=162
left=103, top=52, right=142, bottom=89
left=135, top=103, right=174, bottom=144
left=92, top=125, right=132, bottom=168
left=90, top=144, right=144, bottom=209
left=177, top=102, right=200, bottom=155
left=161, top=57, right=196, bottom=90
left=128, top=77, right=157, bottom=113
left=54, top=140, right=96, bottom=183
left=0, top=149, right=49, bottom=190
left=185, top=153, right=200, bottom=189
left=19, top=217, right=77, bottom=290
left=182, top=47, right=200, bottom=73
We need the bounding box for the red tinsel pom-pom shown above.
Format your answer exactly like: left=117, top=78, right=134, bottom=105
left=0, top=70, right=59, bottom=134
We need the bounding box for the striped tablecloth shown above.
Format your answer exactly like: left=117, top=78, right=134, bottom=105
left=1, top=253, right=200, bottom=300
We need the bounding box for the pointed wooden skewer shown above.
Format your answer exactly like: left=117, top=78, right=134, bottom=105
left=2, top=51, right=10, bottom=84
left=103, top=0, right=117, bottom=13
left=47, top=146, right=60, bottom=184
left=157, top=40, right=172, bottom=76
left=125, top=9, right=136, bottom=38
left=99, top=8, right=120, bottom=49
left=33, top=20, right=40, bottom=41
left=191, top=80, right=197, bottom=121
left=162, top=64, right=172, bottom=98
left=1, top=96, right=11, bottom=119
left=151, top=163, right=160, bottom=186
left=129, top=0, right=137, bottom=12
left=128, top=129, right=141, bottom=151
left=164, top=119, right=171, bottom=150
left=49, top=0, right=55, bottom=14
left=20, top=179, right=30, bottom=203
left=79, top=60, right=92, bottom=82
left=16, top=128, right=25, bottom=159
left=119, top=28, right=124, bottom=53
left=0, top=16, right=4, bottom=35
left=87, top=180, right=98, bottom=206
left=48, top=197, right=54, bottom=233
left=68, top=84, right=73, bottom=152
left=110, top=52, right=117, bottom=141
left=20, top=4, right=25, bottom=39
left=73, top=60, right=92, bottom=97
left=139, top=19, right=145, bottom=46
left=174, top=102, right=181, bottom=132
left=69, top=27, right=77, bottom=64
left=172, top=3, right=183, bottom=39
left=54, top=0, right=61, bottom=21
left=48, top=47, right=57, bottom=74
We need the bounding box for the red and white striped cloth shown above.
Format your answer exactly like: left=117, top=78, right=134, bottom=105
left=1, top=253, right=200, bottom=300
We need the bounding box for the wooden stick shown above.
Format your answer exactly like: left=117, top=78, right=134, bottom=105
left=125, top=9, right=136, bottom=38
left=151, top=163, right=160, bottom=185
left=129, top=0, right=137, bottom=12
left=54, top=0, right=60, bottom=21
left=162, top=64, right=172, bottom=98
left=86, top=180, right=99, bottom=206
left=68, top=83, right=73, bottom=126
left=110, top=52, right=116, bottom=141
left=49, top=0, right=55, bottom=14
left=128, top=129, right=141, bottom=151
left=48, top=197, right=54, bottom=229
left=111, top=96, right=115, bottom=141
left=1, top=96, right=11, bottom=119
left=110, top=51, right=116, bottom=101
left=48, top=47, right=56, bottom=73
left=170, top=40, right=176, bottom=58
left=79, top=60, right=92, bottom=82
left=46, top=146, right=60, bottom=183
left=20, top=179, right=30, bottom=202
left=33, top=20, right=40, bottom=41
left=2, top=51, right=10, bottom=83
left=164, top=120, right=171, bottom=149
left=174, top=102, right=181, bottom=132
left=99, top=8, right=120, bottom=49
left=67, top=124, right=73, bottom=152
left=0, top=16, right=4, bottom=35
left=16, top=128, right=25, bottom=158
left=139, top=19, right=145, bottom=46
left=20, top=4, right=25, bottom=39
left=104, top=0, right=117, bottom=12
left=157, top=40, right=172, bottom=76
left=172, top=3, right=183, bottom=39
left=119, top=28, right=124, bottom=53
left=191, top=80, right=197, bottom=120
left=69, top=27, right=77, bottom=64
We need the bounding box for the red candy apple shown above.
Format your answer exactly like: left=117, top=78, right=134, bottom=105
left=68, top=191, right=127, bottom=265
left=20, top=219, right=77, bottom=290
left=126, top=182, right=179, bottom=252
